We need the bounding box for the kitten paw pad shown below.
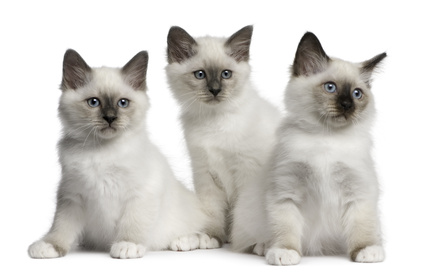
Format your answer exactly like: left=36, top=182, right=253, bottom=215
left=252, top=243, right=266, bottom=256
left=198, top=234, right=220, bottom=249
left=170, top=235, right=200, bottom=251
left=266, top=248, right=301, bottom=266
left=28, top=241, right=61, bottom=259
left=110, top=241, right=146, bottom=259
left=354, top=245, right=385, bottom=263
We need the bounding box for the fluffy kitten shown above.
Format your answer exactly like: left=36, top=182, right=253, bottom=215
left=166, top=26, right=281, bottom=244
left=28, top=49, right=218, bottom=259
left=263, top=32, right=386, bottom=265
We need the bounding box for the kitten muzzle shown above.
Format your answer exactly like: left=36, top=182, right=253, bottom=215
left=103, top=116, right=117, bottom=125
left=209, top=87, right=222, bottom=96
left=340, top=100, right=353, bottom=111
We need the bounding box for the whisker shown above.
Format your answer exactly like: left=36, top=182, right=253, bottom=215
left=82, top=126, right=96, bottom=148
left=63, top=123, right=93, bottom=137
left=182, top=97, right=199, bottom=112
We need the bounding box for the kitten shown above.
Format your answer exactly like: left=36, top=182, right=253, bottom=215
left=264, top=32, right=386, bottom=265
left=166, top=26, right=281, bottom=244
left=28, top=49, right=218, bottom=259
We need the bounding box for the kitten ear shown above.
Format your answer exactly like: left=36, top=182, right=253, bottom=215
left=122, top=51, right=149, bottom=91
left=225, top=25, right=253, bottom=62
left=167, top=26, right=197, bottom=64
left=61, top=49, right=92, bottom=91
left=292, top=32, right=330, bottom=77
left=360, top=52, right=387, bottom=87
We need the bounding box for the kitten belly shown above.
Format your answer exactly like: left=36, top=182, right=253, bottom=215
left=81, top=193, right=123, bottom=250
left=74, top=160, right=127, bottom=250
left=301, top=193, right=346, bottom=256
left=299, top=159, right=348, bottom=256
left=282, top=132, right=370, bottom=256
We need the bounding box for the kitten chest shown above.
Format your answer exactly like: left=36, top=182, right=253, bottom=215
left=291, top=133, right=367, bottom=205
left=82, top=156, right=129, bottom=196
left=61, top=151, right=133, bottom=249
left=63, top=150, right=135, bottom=216
left=290, top=133, right=367, bottom=244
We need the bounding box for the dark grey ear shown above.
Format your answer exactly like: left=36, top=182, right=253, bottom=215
left=61, top=49, right=92, bottom=91
left=360, top=52, right=387, bottom=87
left=122, top=51, right=148, bottom=91
left=292, top=32, right=330, bottom=77
left=167, top=26, right=197, bottom=64
left=225, top=25, right=253, bottom=62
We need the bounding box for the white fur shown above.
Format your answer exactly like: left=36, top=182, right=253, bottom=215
left=354, top=245, right=385, bottom=263
left=266, top=248, right=301, bottom=266
left=166, top=34, right=281, bottom=243
left=28, top=64, right=217, bottom=259
left=28, top=241, right=61, bottom=259
left=231, top=57, right=385, bottom=264
left=110, top=242, right=146, bottom=259
left=267, top=117, right=382, bottom=254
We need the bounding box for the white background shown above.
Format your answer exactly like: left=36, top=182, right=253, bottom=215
left=1, top=0, right=433, bottom=276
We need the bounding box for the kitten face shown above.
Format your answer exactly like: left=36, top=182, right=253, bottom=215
left=287, top=32, right=386, bottom=129
left=311, top=60, right=372, bottom=128
left=166, top=26, right=252, bottom=108
left=59, top=50, right=149, bottom=141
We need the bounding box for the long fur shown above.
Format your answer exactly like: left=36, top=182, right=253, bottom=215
left=28, top=50, right=218, bottom=259
left=232, top=32, right=386, bottom=265
left=166, top=26, right=281, bottom=244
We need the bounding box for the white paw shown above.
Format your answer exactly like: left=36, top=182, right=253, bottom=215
left=110, top=241, right=146, bottom=259
left=170, top=235, right=200, bottom=251
left=252, top=243, right=266, bottom=256
left=198, top=234, right=220, bottom=249
left=28, top=240, right=61, bottom=259
left=266, top=248, right=301, bottom=266
left=354, top=245, right=385, bottom=263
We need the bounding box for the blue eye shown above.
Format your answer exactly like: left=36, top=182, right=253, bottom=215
left=353, top=89, right=363, bottom=99
left=324, top=82, right=337, bottom=93
left=118, top=98, right=129, bottom=108
left=87, top=98, right=100, bottom=107
left=194, top=70, right=206, bottom=79
left=221, top=70, right=232, bottom=79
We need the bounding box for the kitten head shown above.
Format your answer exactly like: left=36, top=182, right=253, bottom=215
left=59, top=49, right=149, bottom=142
left=286, top=32, right=386, bottom=130
left=165, top=25, right=253, bottom=111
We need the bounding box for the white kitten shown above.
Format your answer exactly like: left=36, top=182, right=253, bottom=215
left=166, top=26, right=281, bottom=244
left=263, top=32, right=386, bottom=265
left=28, top=49, right=218, bottom=259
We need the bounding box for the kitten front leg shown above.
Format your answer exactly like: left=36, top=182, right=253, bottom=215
left=189, top=149, right=228, bottom=245
left=28, top=196, right=84, bottom=258
left=169, top=233, right=220, bottom=251
left=264, top=161, right=309, bottom=265
left=343, top=200, right=384, bottom=263
left=194, top=170, right=228, bottom=245
left=110, top=197, right=156, bottom=259
left=110, top=241, right=146, bottom=259
left=265, top=199, right=303, bottom=266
